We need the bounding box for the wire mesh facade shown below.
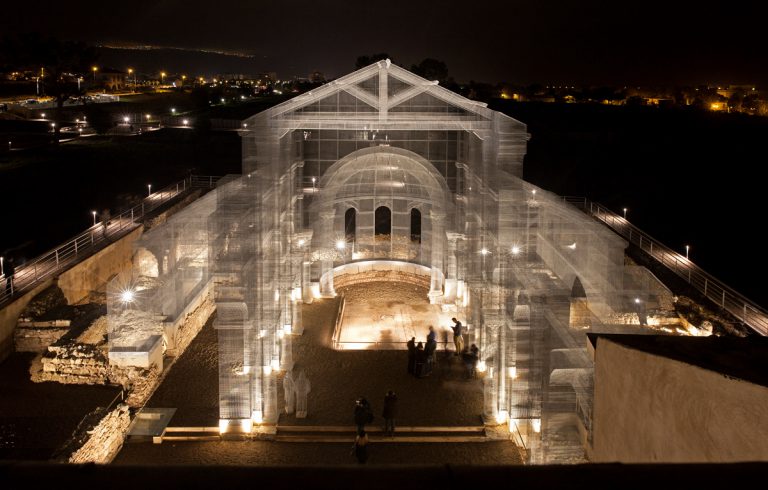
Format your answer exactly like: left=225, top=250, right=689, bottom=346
left=108, top=60, right=668, bottom=461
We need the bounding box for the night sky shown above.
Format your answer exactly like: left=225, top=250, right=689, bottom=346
left=3, top=0, right=767, bottom=85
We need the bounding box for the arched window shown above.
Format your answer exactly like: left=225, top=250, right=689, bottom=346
left=345, top=208, right=356, bottom=243
left=375, top=206, right=391, bottom=236
left=410, top=208, right=422, bottom=243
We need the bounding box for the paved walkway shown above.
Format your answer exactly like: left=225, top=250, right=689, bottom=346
left=115, top=282, right=523, bottom=465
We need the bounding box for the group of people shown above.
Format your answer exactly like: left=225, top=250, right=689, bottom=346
left=351, top=390, right=398, bottom=464
left=406, top=326, right=438, bottom=378
left=406, top=318, right=478, bottom=379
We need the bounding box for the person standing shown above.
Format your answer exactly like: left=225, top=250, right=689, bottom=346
left=4, top=257, right=15, bottom=296
left=382, top=390, right=398, bottom=437
left=451, top=317, right=464, bottom=355
left=427, top=325, right=436, bottom=344
left=406, top=336, right=416, bottom=374
left=354, top=397, right=372, bottom=434
left=100, top=208, right=111, bottom=238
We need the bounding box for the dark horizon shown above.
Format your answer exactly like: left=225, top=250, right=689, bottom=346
left=3, top=0, right=767, bottom=86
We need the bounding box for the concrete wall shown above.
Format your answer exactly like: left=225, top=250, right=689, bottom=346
left=57, top=227, right=144, bottom=304
left=591, top=338, right=768, bottom=462
left=0, top=278, right=54, bottom=361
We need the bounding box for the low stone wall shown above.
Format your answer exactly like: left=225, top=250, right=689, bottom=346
left=40, top=343, right=110, bottom=385
left=165, top=280, right=215, bottom=357
left=333, top=261, right=431, bottom=290
left=335, top=269, right=430, bottom=289
left=68, top=404, right=131, bottom=464
left=15, top=321, right=70, bottom=353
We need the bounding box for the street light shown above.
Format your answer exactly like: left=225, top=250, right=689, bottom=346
left=128, top=68, right=134, bottom=92
left=148, top=184, right=152, bottom=196
left=160, top=71, right=166, bottom=85
left=92, top=210, right=97, bottom=226
left=311, top=177, right=316, bottom=193
left=92, top=66, right=98, bottom=83
left=623, top=207, right=628, bottom=219
left=685, top=245, right=690, bottom=260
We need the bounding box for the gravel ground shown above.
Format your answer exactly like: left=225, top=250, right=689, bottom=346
left=114, top=281, right=522, bottom=466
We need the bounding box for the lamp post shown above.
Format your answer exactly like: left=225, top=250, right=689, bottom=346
left=623, top=207, right=628, bottom=219
left=685, top=245, right=690, bottom=260
left=148, top=184, right=152, bottom=196
left=311, top=177, right=316, bottom=193
left=92, top=66, right=98, bottom=83
left=92, top=210, right=97, bottom=226
left=128, top=68, right=134, bottom=92
left=160, top=71, right=166, bottom=85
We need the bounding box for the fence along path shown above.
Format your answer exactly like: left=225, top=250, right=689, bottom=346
left=1, top=175, right=221, bottom=308
left=564, top=197, right=768, bottom=336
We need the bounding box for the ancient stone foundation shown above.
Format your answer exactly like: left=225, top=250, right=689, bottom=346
left=15, top=320, right=70, bottom=352
left=68, top=404, right=131, bottom=464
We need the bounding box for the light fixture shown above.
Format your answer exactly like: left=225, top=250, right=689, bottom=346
left=623, top=207, right=628, bottom=219
left=480, top=248, right=489, bottom=255
left=336, top=240, right=346, bottom=250
left=120, top=289, right=135, bottom=303
left=511, top=245, right=521, bottom=255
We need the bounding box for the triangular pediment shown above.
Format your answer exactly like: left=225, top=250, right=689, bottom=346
left=257, top=59, right=492, bottom=121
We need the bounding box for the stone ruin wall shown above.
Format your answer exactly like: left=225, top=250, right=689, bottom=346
left=68, top=404, right=131, bottom=464
left=334, top=269, right=431, bottom=290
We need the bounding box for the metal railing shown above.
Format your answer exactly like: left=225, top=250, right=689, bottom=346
left=1, top=175, right=222, bottom=308
left=564, top=196, right=768, bottom=336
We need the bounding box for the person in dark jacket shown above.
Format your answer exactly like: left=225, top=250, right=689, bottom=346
left=382, top=390, right=398, bottom=436
left=414, top=342, right=427, bottom=377
left=406, top=337, right=416, bottom=374
left=3, top=257, right=15, bottom=295
left=354, top=397, right=372, bottom=434
left=424, top=337, right=437, bottom=375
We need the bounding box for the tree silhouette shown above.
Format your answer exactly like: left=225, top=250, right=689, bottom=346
left=355, top=53, right=391, bottom=69
left=410, top=58, right=449, bottom=83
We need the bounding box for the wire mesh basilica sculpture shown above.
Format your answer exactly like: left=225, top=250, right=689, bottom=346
left=107, top=60, right=658, bottom=462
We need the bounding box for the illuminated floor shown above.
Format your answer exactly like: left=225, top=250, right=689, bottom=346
left=335, top=281, right=456, bottom=350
